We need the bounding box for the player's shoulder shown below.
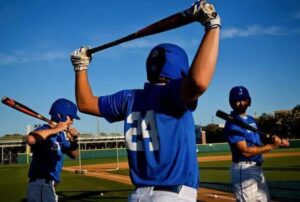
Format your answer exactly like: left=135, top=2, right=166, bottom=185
left=34, top=124, right=51, bottom=131
left=246, top=114, right=256, bottom=122
left=109, top=89, right=139, bottom=98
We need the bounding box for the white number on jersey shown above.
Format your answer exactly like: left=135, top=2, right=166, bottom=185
left=125, top=110, right=159, bottom=151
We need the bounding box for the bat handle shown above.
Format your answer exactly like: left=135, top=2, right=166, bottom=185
left=50, top=121, right=57, bottom=126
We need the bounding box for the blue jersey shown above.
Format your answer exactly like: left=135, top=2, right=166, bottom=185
left=99, top=80, right=199, bottom=188
left=223, top=111, right=263, bottom=164
left=28, top=124, right=71, bottom=183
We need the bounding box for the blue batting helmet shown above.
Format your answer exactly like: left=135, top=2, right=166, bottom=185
left=229, top=86, right=251, bottom=107
left=49, top=98, right=80, bottom=122
left=146, top=43, right=189, bottom=83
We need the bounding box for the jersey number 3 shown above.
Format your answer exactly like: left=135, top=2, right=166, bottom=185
left=125, top=110, right=159, bottom=152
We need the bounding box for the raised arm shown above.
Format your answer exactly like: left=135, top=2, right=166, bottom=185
left=181, top=28, right=219, bottom=104
left=181, top=1, right=220, bottom=104
left=26, top=121, right=69, bottom=146
left=71, top=48, right=100, bottom=116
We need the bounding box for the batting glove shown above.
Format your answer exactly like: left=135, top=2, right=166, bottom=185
left=280, top=138, right=290, bottom=147
left=71, top=47, right=92, bottom=72
left=192, top=0, right=221, bottom=31
left=270, top=135, right=282, bottom=148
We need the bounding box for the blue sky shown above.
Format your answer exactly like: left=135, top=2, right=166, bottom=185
left=0, top=0, right=299, bottom=136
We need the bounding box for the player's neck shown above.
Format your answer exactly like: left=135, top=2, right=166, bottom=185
left=233, top=110, right=247, bottom=117
left=239, top=113, right=247, bottom=119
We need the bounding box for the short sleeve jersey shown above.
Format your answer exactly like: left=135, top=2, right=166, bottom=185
left=99, top=80, right=199, bottom=189
left=223, top=111, right=263, bottom=164
left=28, top=124, right=72, bottom=183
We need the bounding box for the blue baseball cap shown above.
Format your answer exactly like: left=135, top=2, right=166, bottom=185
left=146, top=43, right=189, bottom=82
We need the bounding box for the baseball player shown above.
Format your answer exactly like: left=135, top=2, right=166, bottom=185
left=26, top=98, right=80, bottom=202
left=223, top=86, right=289, bottom=202
left=70, top=1, right=220, bottom=201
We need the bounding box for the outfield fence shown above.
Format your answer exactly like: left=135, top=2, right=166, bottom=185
left=17, top=139, right=300, bottom=164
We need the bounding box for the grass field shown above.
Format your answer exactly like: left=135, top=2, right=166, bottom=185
left=199, top=155, right=300, bottom=200
left=0, top=164, right=134, bottom=202
left=0, top=149, right=299, bottom=201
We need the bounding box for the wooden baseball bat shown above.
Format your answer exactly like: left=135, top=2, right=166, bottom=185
left=87, top=0, right=206, bottom=54
left=1, top=96, right=56, bottom=125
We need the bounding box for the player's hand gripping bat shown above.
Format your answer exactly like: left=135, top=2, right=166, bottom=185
left=87, top=0, right=217, bottom=54
left=1, top=96, right=56, bottom=125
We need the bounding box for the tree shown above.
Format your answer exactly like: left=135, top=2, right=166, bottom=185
left=256, top=113, right=277, bottom=135
left=203, top=124, right=226, bottom=143
left=0, top=134, right=26, bottom=140
left=291, top=105, right=300, bottom=138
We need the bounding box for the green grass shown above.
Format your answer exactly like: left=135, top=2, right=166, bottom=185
left=199, top=155, right=300, bottom=182
left=0, top=164, right=133, bottom=202
left=263, top=156, right=300, bottom=181
left=56, top=172, right=133, bottom=202
left=200, top=160, right=231, bottom=183
left=0, top=164, right=28, bottom=202
left=198, top=151, right=300, bottom=200
left=63, top=157, right=129, bottom=166
left=0, top=149, right=299, bottom=201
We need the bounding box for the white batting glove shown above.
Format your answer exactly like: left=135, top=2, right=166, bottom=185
left=192, top=0, right=221, bottom=30
left=71, top=47, right=92, bottom=72
left=67, top=127, right=80, bottom=142
left=270, top=135, right=282, bottom=148
left=280, top=138, right=290, bottom=147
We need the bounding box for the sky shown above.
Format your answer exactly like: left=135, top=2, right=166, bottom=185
left=0, top=0, right=299, bottom=136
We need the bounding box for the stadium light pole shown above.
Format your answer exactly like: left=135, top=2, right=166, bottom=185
left=97, top=117, right=100, bottom=137
left=26, top=124, right=32, bottom=164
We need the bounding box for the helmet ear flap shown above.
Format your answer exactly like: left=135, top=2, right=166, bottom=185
left=146, top=47, right=166, bottom=83
left=51, top=113, right=60, bottom=122
left=59, top=113, right=68, bottom=122
left=51, top=113, right=67, bottom=122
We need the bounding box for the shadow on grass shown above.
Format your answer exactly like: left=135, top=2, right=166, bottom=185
left=56, top=189, right=132, bottom=202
